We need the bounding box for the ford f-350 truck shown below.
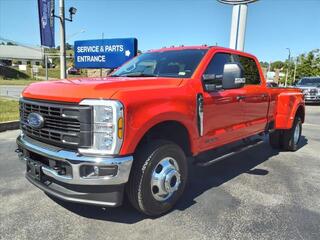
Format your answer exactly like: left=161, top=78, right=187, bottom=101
left=16, top=46, right=305, bottom=216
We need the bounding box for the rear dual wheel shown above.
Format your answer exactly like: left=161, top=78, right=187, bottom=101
left=269, top=116, right=302, bottom=151
left=126, top=140, right=188, bottom=216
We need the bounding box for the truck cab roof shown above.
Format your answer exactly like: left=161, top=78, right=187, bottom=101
left=147, top=45, right=257, bottom=59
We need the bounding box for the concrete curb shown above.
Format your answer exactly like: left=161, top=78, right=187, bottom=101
left=0, top=121, right=20, bottom=132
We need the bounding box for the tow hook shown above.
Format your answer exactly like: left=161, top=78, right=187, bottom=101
left=15, top=148, right=26, bottom=161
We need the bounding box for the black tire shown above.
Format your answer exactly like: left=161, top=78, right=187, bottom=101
left=282, top=117, right=302, bottom=151
left=126, top=140, right=188, bottom=216
left=269, top=130, right=282, bottom=149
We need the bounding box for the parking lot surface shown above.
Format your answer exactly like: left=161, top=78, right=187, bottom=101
left=0, top=85, right=25, bottom=100
left=1, top=106, right=319, bottom=240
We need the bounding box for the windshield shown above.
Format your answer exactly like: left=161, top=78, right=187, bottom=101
left=111, top=49, right=208, bottom=78
left=297, top=78, right=320, bottom=87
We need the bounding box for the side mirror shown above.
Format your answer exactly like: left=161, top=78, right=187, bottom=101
left=222, top=63, right=245, bottom=89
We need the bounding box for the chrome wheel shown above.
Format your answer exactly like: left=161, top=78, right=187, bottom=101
left=294, top=122, right=301, bottom=144
left=151, top=157, right=181, bottom=202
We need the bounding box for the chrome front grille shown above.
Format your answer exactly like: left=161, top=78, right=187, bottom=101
left=303, top=88, right=317, bottom=96
left=20, top=98, right=92, bottom=149
left=309, top=89, right=317, bottom=96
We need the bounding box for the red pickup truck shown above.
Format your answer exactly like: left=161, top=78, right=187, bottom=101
left=16, top=46, right=305, bottom=216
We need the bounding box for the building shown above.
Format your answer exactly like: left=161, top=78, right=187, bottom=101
left=0, top=45, right=44, bottom=66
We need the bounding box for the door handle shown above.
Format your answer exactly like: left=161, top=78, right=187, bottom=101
left=236, top=95, right=245, bottom=101
left=261, top=94, right=268, bottom=99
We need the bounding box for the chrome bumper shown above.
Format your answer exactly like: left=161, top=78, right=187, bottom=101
left=305, top=96, right=320, bottom=102
left=16, top=134, right=133, bottom=186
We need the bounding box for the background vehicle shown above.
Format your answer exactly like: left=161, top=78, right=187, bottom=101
left=16, top=46, right=305, bottom=216
left=294, top=77, right=320, bottom=103
left=266, top=81, right=278, bottom=88
left=67, top=66, right=80, bottom=75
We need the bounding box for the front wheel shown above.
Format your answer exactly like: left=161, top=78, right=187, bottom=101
left=126, top=140, right=188, bottom=216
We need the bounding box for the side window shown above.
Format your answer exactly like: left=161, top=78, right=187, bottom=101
left=237, top=55, right=261, bottom=85
left=205, top=53, right=231, bottom=76
left=204, top=53, right=231, bottom=87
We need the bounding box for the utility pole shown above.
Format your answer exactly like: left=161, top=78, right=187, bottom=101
left=293, top=57, right=298, bottom=84
left=45, top=54, right=48, bottom=81
left=52, top=0, right=77, bottom=79
left=285, top=48, right=291, bottom=87
left=100, top=32, right=104, bottom=77
left=59, top=0, right=66, bottom=79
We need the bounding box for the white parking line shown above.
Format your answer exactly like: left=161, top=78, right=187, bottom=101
left=304, top=123, right=320, bottom=128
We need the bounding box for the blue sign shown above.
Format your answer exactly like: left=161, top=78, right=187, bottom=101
left=37, top=0, right=55, bottom=48
left=74, top=38, right=138, bottom=69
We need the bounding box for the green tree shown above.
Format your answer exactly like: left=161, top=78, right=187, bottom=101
left=259, top=61, right=269, bottom=68
left=295, top=49, right=320, bottom=81
left=56, top=42, right=73, bottom=50
left=6, top=41, right=16, bottom=46
left=270, top=61, right=285, bottom=71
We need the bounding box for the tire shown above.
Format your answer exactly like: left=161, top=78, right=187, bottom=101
left=282, top=117, right=302, bottom=151
left=269, top=130, right=282, bottom=149
left=126, top=140, right=188, bottom=216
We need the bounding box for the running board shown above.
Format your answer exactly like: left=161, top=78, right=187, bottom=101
left=195, top=139, right=264, bottom=167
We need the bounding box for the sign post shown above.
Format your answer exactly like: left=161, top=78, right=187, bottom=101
left=218, top=0, right=258, bottom=51
left=74, top=38, right=138, bottom=69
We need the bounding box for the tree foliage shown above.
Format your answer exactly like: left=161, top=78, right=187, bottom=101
left=270, top=61, right=285, bottom=71
left=259, top=61, right=269, bottom=68
left=267, top=49, right=320, bottom=85
left=56, top=43, right=73, bottom=50
left=295, top=49, right=320, bottom=80
left=6, top=42, right=17, bottom=46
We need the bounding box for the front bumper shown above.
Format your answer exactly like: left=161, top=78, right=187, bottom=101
left=16, top=134, right=133, bottom=206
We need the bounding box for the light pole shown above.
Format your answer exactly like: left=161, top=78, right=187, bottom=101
left=218, top=0, right=258, bottom=51
left=293, top=57, right=298, bottom=84
left=51, top=0, right=77, bottom=79
left=59, top=0, right=66, bottom=79
left=285, top=48, right=291, bottom=87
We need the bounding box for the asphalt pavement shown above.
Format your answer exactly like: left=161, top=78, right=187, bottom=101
left=0, top=105, right=319, bottom=240
left=0, top=85, right=25, bottom=99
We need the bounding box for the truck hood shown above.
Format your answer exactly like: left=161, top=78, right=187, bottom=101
left=22, top=77, right=184, bottom=103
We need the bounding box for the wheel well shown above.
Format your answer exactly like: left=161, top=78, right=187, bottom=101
left=295, top=105, right=305, bottom=123
left=135, top=121, right=192, bottom=157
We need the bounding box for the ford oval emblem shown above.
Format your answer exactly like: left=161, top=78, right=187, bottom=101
left=27, top=113, right=44, bottom=129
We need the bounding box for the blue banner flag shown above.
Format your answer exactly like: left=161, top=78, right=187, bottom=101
left=38, top=0, right=55, bottom=48
left=74, top=38, right=138, bottom=69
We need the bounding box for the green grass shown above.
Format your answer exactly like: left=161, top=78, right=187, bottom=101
left=38, top=68, right=61, bottom=79
left=0, top=66, right=30, bottom=79
left=0, top=97, right=19, bottom=122
left=0, top=79, right=41, bottom=85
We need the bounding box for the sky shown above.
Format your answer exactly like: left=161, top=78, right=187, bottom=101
left=0, top=0, right=319, bottom=62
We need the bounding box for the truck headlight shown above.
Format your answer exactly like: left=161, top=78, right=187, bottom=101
left=79, top=99, right=124, bottom=155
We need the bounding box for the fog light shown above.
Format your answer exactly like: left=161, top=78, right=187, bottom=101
left=80, top=165, right=118, bottom=178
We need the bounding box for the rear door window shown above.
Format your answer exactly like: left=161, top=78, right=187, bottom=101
left=234, top=55, right=261, bottom=85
